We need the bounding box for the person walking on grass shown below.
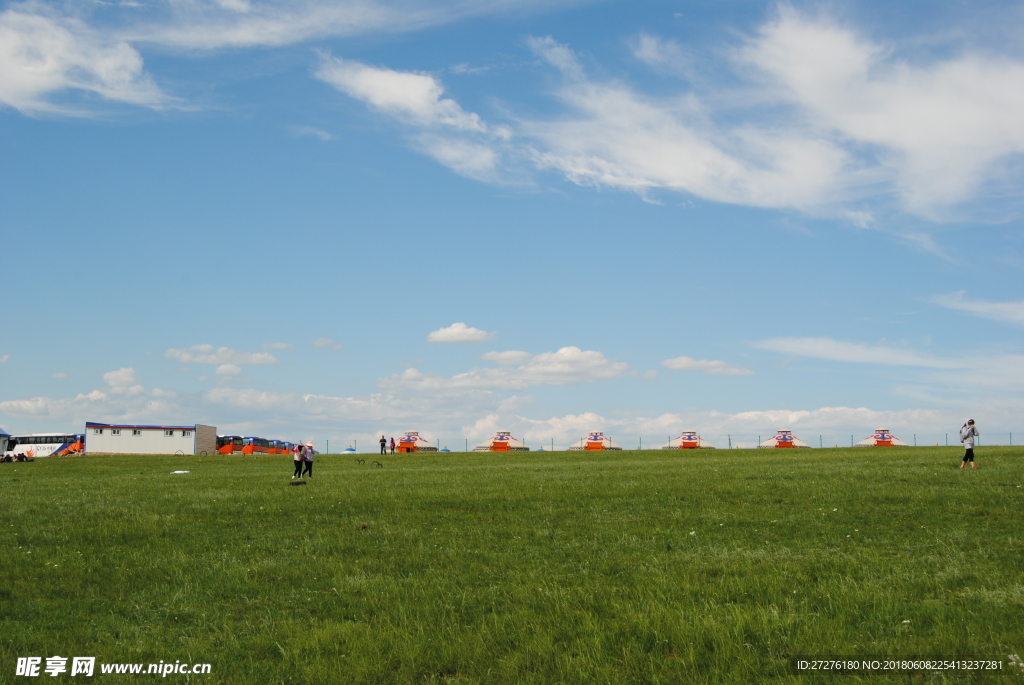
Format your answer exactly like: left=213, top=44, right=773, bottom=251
left=379, top=435, right=387, bottom=455
left=389, top=437, right=395, bottom=455
left=960, top=419, right=980, bottom=469
left=302, top=441, right=314, bottom=478
left=292, top=443, right=303, bottom=479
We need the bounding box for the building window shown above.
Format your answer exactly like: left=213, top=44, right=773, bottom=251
left=111, top=429, right=121, bottom=436
left=164, top=430, right=174, bottom=437
left=132, top=429, right=141, bottom=436
left=183, top=430, right=192, bottom=437
left=93, top=428, right=103, bottom=435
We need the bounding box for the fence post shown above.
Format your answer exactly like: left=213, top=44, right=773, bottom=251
left=728, top=435, right=731, bottom=449
left=820, top=435, right=822, bottom=448
left=914, top=434, right=917, bottom=447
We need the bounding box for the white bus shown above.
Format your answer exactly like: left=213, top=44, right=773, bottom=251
left=7, top=433, right=85, bottom=458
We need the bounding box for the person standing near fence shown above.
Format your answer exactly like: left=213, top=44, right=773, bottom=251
left=960, top=419, right=979, bottom=470
left=302, top=441, right=314, bottom=478
left=292, top=443, right=303, bottom=479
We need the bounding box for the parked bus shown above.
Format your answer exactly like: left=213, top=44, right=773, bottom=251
left=242, top=437, right=274, bottom=455
left=7, top=433, right=85, bottom=458
left=217, top=435, right=244, bottom=454
left=217, top=435, right=293, bottom=455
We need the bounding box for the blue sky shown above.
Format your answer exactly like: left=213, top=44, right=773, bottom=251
left=2, top=0, right=1023, bottom=449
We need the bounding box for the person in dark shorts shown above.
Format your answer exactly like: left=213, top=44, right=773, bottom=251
left=302, top=442, right=314, bottom=477
left=959, top=419, right=979, bottom=469
left=292, top=444, right=303, bottom=479
left=380, top=435, right=387, bottom=455
left=389, top=437, right=395, bottom=454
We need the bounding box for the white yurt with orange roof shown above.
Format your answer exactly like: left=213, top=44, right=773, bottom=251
left=473, top=431, right=529, bottom=452
left=661, top=431, right=716, bottom=449
left=568, top=431, right=623, bottom=451
left=396, top=431, right=437, bottom=453
left=855, top=429, right=909, bottom=447
left=758, top=430, right=811, bottom=448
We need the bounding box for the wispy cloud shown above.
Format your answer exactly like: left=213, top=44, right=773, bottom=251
left=288, top=125, right=333, bottom=141
left=426, top=323, right=496, bottom=344
left=0, top=354, right=9, bottom=363
left=385, top=346, right=627, bottom=391
left=311, top=338, right=343, bottom=350
left=0, top=9, right=171, bottom=114
left=752, top=337, right=962, bottom=368
left=164, top=344, right=278, bottom=365
left=933, top=291, right=1024, bottom=327
left=315, top=54, right=512, bottom=179
left=662, top=356, right=754, bottom=376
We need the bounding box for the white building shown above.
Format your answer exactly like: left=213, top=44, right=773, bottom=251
left=85, top=422, right=217, bottom=455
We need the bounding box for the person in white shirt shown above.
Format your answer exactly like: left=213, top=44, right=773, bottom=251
left=292, top=444, right=304, bottom=479
left=959, top=419, right=979, bottom=470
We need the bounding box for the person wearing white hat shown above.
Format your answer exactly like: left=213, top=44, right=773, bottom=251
left=302, top=441, right=315, bottom=478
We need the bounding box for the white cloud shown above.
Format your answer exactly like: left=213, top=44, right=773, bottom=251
left=426, top=322, right=495, bottom=344
left=753, top=337, right=962, bottom=368
left=264, top=341, right=294, bottom=351
left=662, top=356, right=754, bottom=376
left=738, top=7, right=1024, bottom=218
left=630, top=33, right=691, bottom=74
left=164, top=344, right=278, bottom=365
left=288, top=125, right=333, bottom=141
left=125, top=0, right=575, bottom=51
left=481, top=350, right=531, bottom=365
left=385, top=346, right=628, bottom=391
left=215, top=364, right=242, bottom=376
left=0, top=9, right=169, bottom=113
left=315, top=55, right=488, bottom=132
left=933, top=291, right=1024, bottom=327
left=51, top=372, right=67, bottom=379
left=523, top=35, right=861, bottom=212
left=321, top=14, right=1024, bottom=222
left=103, top=367, right=144, bottom=396
left=0, top=354, right=9, bottom=363
left=315, top=55, right=512, bottom=179
left=311, top=338, right=343, bottom=350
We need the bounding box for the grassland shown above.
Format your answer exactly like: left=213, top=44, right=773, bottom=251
left=1, top=446, right=1023, bottom=684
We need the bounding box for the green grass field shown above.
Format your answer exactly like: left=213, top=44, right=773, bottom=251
left=2, top=446, right=1023, bottom=684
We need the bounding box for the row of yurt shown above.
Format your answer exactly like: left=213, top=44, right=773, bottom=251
left=661, top=431, right=716, bottom=449
left=758, top=428, right=910, bottom=448
left=567, top=432, right=623, bottom=451
left=381, top=428, right=911, bottom=454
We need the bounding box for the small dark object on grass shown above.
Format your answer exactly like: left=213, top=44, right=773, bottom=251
left=372, top=461, right=383, bottom=468
left=289, top=481, right=307, bottom=486
left=356, top=524, right=371, bottom=530
left=355, top=459, right=364, bottom=465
